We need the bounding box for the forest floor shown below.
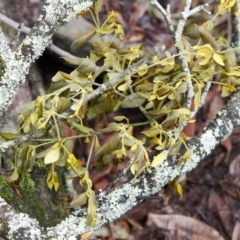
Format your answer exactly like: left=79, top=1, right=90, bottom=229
left=71, top=1, right=240, bottom=239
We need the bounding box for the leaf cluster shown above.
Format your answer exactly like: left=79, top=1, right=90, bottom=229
left=1, top=0, right=239, bottom=226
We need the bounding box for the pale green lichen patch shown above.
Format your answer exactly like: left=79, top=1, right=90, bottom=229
left=6, top=212, right=42, bottom=240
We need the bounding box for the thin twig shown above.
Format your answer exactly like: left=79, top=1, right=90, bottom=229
left=231, top=0, right=240, bottom=64
left=0, top=12, right=76, bottom=58
left=102, top=157, right=135, bottom=193
left=150, top=1, right=175, bottom=37
left=86, top=45, right=166, bottom=102
left=188, top=3, right=210, bottom=17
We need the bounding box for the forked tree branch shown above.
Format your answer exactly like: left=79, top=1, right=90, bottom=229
left=1, top=88, right=240, bottom=239
left=1, top=0, right=240, bottom=239
left=0, top=0, right=93, bottom=116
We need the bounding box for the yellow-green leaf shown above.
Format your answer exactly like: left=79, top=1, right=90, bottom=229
left=130, top=162, right=138, bottom=175
left=151, top=151, right=166, bottom=167
left=176, top=182, right=183, bottom=199
left=60, top=57, right=82, bottom=65
left=138, top=64, right=148, bottom=76
left=47, top=171, right=60, bottom=191
left=70, top=192, right=88, bottom=208
left=182, top=148, right=193, bottom=161
left=121, top=93, right=146, bottom=108
left=175, top=108, right=191, bottom=115
left=183, top=24, right=200, bottom=39
left=70, top=29, right=96, bottom=51
left=226, top=70, right=240, bottom=76
left=9, top=168, right=19, bottom=182
left=44, top=143, right=61, bottom=164
left=77, top=58, right=96, bottom=75
left=0, top=132, right=22, bottom=140
left=117, top=82, right=128, bottom=91
left=213, top=53, right=224, bottom=66
left=96, top=134, right=121, bottom=155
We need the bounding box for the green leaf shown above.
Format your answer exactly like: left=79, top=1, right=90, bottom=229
left=102, top=152, right=114, bottom=165
left=176, top=81, right=188, bottom=93
left=76, top=58, right=96, bottom=75
left=169, top=142, right=182, bottom=156
left=87, top=94, right=113, bottom=119
left=55, top=97, right=70, bottom=113
left=63, top=139, right=74, bottom=153
left=96, top=134, right=121, bottom=155
left=183, top=23, right=200, bottom=39
left=9, top=168, right=19, bottom=182
left=0, top=132, right=22, bottom=140
left=136, top=92, right=151, bottom=99
left=47, top=80, right=69, bottom=93
left=70, top=192, right=88, bottom=208
left=100, top=122, right=120, bottom=132
left=18, top=101, right=35, bottom=121
left=70, top=122, right=93, bottom=134
left=96, top=155, right=105, bottom=170
left=56, top=156, right=66, bottom=167
left=104, top=52, right=123, bottom=72
left=96, top=27, right=115, bottom=35
left=135, top=83, right=154, bottom=92
left=67, top=168, right=86, bottom=180
left=121, top=93, right=146, bottom=108
left=198, top=26, right=220, bottom=52
left=88, top=190, right=97, bottom=213
left=226, top=70, right=240, bottom=76
left=28, top=148, right=36, bottom=171
left=17, top=144, right=29, bottom=169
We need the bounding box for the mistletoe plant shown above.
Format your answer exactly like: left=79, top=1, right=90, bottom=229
left=1, top=0, right=239, bottom=227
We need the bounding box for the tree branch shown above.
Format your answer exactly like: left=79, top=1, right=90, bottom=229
left=0, top=0, right=93, bottom=116
left=1, top=87, right=240, bottom=239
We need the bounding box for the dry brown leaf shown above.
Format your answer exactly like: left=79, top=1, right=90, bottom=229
left=147, top=213, right=224, bottom=240
left=126, top=217, right=143, bottom=230
left=208, top=190, right=234, bottom=237
left=128, top=33, right=144, bottom=42
left=207, top=93, right=224, bottom=122
left=220, top=137, right=232, bottom=163
left=232, top=220, right=240, bottom=240
left=229, top=155, right=240, bottom=177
